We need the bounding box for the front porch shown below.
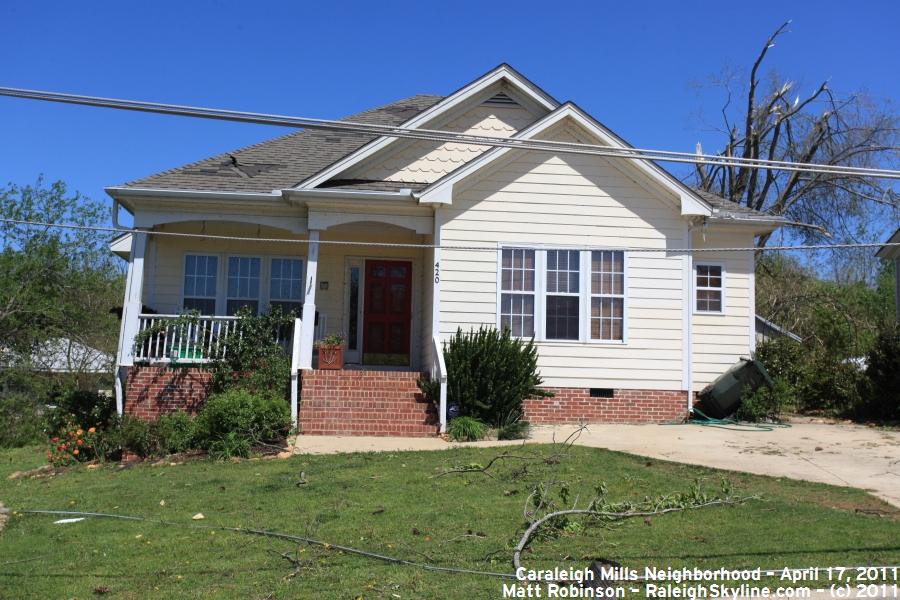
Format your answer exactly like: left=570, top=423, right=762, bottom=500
left=114, top=215, right=447, bottom=435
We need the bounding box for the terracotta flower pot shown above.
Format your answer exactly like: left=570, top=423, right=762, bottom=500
left=317, top=345, right=344, bottom=370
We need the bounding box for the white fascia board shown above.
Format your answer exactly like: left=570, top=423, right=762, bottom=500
left=705, top=215, right=789, bottom=234
left=106, top=186, right=283, bottom=202
left=875, top=228, right=900, bottom=259
left=418, top=103, right=714, bottom=218
left=282, top=188, right=415, bottom=204
left=294, top=64, right=560, bottom=191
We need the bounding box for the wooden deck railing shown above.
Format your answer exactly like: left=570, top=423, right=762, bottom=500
left=134, top=313, right=326, bottom=364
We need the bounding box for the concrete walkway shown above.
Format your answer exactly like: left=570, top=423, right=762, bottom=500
left=292, top=419, right=900, bottom=507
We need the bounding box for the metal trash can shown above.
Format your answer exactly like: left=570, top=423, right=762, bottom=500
left=696, top=358, right=774, bottom=419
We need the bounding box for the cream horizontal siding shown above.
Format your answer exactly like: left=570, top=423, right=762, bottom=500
left=439, top=142, right=688, bottom=391
left=691, top=229, right=755, bottom=391
left=144, top=220, right=428, bottom=369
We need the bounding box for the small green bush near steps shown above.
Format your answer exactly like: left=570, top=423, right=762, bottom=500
left=194, top=388, right=291, bottom=458
left=447, top=416, right=487, bottom=442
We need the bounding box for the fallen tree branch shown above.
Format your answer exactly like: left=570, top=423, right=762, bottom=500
left=4, top=508, right=517, bottom=579
left=431, top=452, right=536, bottom=478
left=512, top=496, right=757, bottom=572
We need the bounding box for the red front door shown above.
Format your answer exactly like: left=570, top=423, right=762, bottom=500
left=363, top=260, right=412, bottom=364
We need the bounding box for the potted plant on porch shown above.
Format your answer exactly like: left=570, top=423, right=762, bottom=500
left=315, top=333, right=345, bottom=370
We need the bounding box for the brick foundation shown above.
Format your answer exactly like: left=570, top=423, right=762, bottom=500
left=523, top=388, right=688, bottom=424
left=298, top=370, right=439, bottom=437
left=124, top=366, right=212, bottom=420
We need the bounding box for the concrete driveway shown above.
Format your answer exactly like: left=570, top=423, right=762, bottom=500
left=292, top=419, right=900, bottom=507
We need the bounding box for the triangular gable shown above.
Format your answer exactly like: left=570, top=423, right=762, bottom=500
left=295, top=64, right=559, bottom=190
left=417, top=103, right=713, bottom=218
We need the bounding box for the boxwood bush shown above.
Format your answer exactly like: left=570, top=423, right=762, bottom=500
left=194, top=388, right=290, bottom=457
left=419, top=326, right=551, bottom=428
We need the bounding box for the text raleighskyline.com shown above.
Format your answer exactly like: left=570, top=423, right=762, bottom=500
left=516, top=566, right=765, bottom=583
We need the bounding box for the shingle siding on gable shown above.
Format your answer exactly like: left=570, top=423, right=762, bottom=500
left=346, top=103, right=541, bottom=184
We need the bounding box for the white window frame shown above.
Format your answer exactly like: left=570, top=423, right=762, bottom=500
left=544, top=249, right=582, bottom=342
left=225, top=254, right=264, bottom=316
left=693, top=261, right=726, bottom=315
left=181, top=253, right=219, bottom=314
left=495, top=244, right=628, bottom=345
left=180, top=252, right=309, bottom=316
left=498, top=247, right=538, bottom=338
left=589, top=249, right=627, bottom=343
left=267, top=256, right=305, bottom=315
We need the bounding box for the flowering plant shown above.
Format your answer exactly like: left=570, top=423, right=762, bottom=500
left=47, top=419, right=99, bottom=466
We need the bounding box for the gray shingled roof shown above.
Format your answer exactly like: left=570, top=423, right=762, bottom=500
left=123, top=94, right=443, bottom=193
left=693, top=189, right=778, bottom=220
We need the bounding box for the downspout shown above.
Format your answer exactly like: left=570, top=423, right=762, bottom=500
left=683, top=222, right=694, bottom=415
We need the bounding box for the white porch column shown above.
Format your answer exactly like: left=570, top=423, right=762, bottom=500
left=299, top=230, right=320, bottom=369
left=432, top=209, right=447, bottom=433
left=114, top=231, right=147, bottom=414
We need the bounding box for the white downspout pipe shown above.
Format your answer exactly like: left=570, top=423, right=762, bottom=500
left=683, top=223, right=694, bottom=415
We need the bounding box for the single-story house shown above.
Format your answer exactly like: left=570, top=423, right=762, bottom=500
left=109, top=64, right=786, bottom=436
left=876, top=227, right=900, bottom=321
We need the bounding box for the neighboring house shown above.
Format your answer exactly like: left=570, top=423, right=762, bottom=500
left=755, top=316, right=802, bottom=345
left=876, top=227, right=900, bottom=321
left=108, top=64, right=786, bottom=436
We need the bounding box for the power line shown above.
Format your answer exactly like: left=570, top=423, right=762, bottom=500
left=2, top=86, right=899, bottom=181
left=2, top=218, right=897, bottom=254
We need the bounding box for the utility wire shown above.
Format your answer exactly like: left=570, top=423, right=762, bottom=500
left=2, top=86, right=899, bottom=180
left=2, top=218, right=898, bottom=254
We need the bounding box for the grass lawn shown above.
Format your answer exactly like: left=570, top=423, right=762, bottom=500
left=1, top=443, right=898, bottom=599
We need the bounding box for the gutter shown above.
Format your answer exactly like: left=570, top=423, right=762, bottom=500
left=282, top=187, right=415, bottom=203
left=106, top=186, right=283, bottom=202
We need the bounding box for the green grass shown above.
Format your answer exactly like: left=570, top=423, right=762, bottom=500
left=0, top=443, right=898, bottom=599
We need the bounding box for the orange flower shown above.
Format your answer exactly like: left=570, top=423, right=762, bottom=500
left=57, top=445, right=65, bottom=451
left=88, top=427, right=96, bottom=433
left=76, top=439, right=84, bottom=446
left=76, top=429, right=83, bottom=436
left=51, top=437, right=59, bottom=443
left=73, top=449, right=80, bottom=456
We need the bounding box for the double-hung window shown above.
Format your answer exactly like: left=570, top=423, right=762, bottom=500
left=590, top=250, right=625, bottom=341
left=226, top=256, right=261, bottom=315
left=499, top=248, right=535, bottom=337
left=183, top=255, right=218, bottom=314
left=545, top=250, right=580, bottom=340
left=695, top=264, right=724, bottom=313
left=268, top=258, right=304, bottom=316
left=499, top=247, right=627, bottom=343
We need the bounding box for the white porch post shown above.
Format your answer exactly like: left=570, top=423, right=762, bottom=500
left=114, top=231, right=147, bottom=415
left=432, top=209, right=447, bottom=433
left=299, top=230, right=320, bottom=369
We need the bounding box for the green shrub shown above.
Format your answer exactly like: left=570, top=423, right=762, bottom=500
left=859, top=323, right=900, bottom=421
left=47, top=389, right=114, bottom=434
left=736, top=379, right=792, bottom=422
left=210, top=306, right=293, bottom=397
left=447, top=416, right=487, bottom=442
left=206, top=432, right=252, bottom=460
left=755, top=338, right=809, bottom=392
left=498, top=419, right=530, bottom=440
left=194, top=388, right=290, bottom=457
left=800, top=359, right=866, bottom=414
left=0, top=392, right=45, bottom=448
left=419, top=327, right=551, bottom=427
left=114, top=415, right=154, bottom=457
left=152, top=411, right=197, bottom=455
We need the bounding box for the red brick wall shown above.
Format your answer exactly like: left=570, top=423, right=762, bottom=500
left=299, top=370, right=438, bottom=437
left=125, top=366, right=212, bottom=420
left=523, top=388, right=688, bottom=424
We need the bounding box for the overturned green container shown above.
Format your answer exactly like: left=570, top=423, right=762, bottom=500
left=696, top=358, right=774, bottom=419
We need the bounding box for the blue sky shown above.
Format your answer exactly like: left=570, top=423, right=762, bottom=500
left=1, top=0, right=898, bottom=228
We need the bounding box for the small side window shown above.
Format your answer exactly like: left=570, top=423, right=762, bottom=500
left=695, top=264, right=723, bottom=313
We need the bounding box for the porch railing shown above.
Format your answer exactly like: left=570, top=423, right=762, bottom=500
left=134, top=313, right=327, bottom=364
left=431, top=334, right=448, bottom=434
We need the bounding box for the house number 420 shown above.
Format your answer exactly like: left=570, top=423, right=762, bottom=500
left=434, top=262, right=440, bottom=284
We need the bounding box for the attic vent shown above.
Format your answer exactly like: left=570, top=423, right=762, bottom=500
left=483, top=92, right=518, bottom=106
